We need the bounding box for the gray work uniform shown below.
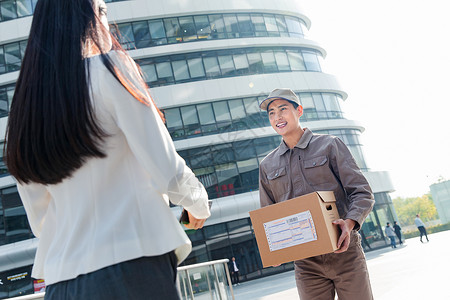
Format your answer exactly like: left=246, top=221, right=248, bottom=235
left=259, top=128, right=375, bottom=300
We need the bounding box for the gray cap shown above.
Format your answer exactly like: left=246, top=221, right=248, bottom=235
left=259, top=88, right=300, bottom=111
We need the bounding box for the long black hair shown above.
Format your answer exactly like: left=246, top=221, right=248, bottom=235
left=5, top=0, right=162, bottom=185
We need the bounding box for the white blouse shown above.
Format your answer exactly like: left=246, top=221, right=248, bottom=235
left=17, top=51, right=210, bottom=285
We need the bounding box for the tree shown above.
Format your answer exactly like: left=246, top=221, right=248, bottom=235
left=393, top=193, right=438, bottom=226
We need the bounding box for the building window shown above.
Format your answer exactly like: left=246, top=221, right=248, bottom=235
left=0, top=84, right=15, bottom=117
left=110, top=13, right=306, bottom=49
left=179, top=130, right=367, bottom=200
left=116, top=23, right=135, bottom=50
left=179, top=16, right=197, bottom=42
left=148, top=19, right=167, bottom=45
left=285, top=16, right=303, bottom=38
left=0, top=142, right=9, bottom=177
left=0, top=41, right=27, bottom=75
left=179, top=136, right=282, bottom=199
left=0, top=186, right=33, bottom=246
left=187, top=56, right=205, bottom=79
left=1, top=12, right=309, bottom=76
left=136, top=47, right=322, bottom=87
left=0, top=0, right=127, bottom=22
left=194, top=15, right=211, bottom=39
left=164, top=92, right=344, bottom=140
left=1, top=0, right=19, bottom=21
left=132, top=21, right=151, bottom=49
left=0, top=265, right=34, bottom=298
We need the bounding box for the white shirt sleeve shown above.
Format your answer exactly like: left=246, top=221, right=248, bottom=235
left=98, top=52, right=210, bottom=219
left=16, top=182, right=51, bottom=238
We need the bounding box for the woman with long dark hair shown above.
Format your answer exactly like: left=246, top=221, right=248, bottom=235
left=5, top=0, right=210, bottom=298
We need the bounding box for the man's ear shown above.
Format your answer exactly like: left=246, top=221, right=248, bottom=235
left=297, top=105, right=303, bottom=118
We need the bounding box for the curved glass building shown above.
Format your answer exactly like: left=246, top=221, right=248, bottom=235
left=0, top=0, right=396, bottom=297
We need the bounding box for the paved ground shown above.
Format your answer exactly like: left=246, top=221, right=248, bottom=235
left=232, top=230, right=450, bottom=300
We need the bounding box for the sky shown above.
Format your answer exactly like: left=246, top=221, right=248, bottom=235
left=300, top=0, right=450, bottom=198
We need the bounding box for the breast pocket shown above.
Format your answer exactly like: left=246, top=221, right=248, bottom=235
left=303, top=155, right=334, bottom=186
left=267, top=166, right=289, bottom=197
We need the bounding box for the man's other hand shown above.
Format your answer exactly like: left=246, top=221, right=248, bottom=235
left=332, top=219, right=356, bottom=253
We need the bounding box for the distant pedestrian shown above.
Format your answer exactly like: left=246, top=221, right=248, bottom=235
left=393, top=221, right=403, bottom=245
left=359, top=229, right=372, bottom=250
left=230, top=257, right=240, bottom=286
left=385, top=223, right=397, bottom=248
left=415, top=214, right=429, bottom=243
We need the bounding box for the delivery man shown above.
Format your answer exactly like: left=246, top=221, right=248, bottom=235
left=258, top=88, right=375, bottom=299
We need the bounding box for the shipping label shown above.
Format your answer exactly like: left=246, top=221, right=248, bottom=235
left=263, top=210, right=317, bottom=251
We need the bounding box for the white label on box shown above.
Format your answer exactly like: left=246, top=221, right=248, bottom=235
left=263, top=210, right=317, bottom=251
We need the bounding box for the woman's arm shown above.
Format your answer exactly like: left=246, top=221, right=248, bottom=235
left=98, top=52, right=210, bottom=219
left=17, top=182, right=51, bottom=238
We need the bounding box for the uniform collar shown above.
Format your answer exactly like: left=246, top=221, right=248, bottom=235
left=277, top=128, right=314, bottom=156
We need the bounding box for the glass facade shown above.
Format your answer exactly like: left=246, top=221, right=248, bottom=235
left=165, top=92, right=343, bottom=140
left=112, top=13, right=306, bottom=49
left=138, top=47, right=322, bottom=87
left=0, top=10, right=309, bottom=77
left=0, top=0, right=37, bottom=22
left=0, top=0, right=128, bottom=22
left=177, top=128, right=368, bottom=201
left=0, top=265, right=33, bottom=298
left=0, top=40, right=27, bottom=75
left=0, top=41, right=322, bottom=82
left=0, top=84, right=14, bottom=118
left=178, top=136, right=281, bottom=199
left=0, top=142, right=8, bottom=178
left=0, top=127, right=367, bottom=202
left=0, top=186, right=34, bottom=246
left=360, top=192, right=397, bottom=250
left=181, top=217, right=294, bottom=281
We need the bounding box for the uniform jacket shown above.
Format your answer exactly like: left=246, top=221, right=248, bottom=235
left=259, top=128, right=374, bottom=229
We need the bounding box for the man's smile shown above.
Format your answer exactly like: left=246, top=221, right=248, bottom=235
left=276, top=121, right=287, bottom=128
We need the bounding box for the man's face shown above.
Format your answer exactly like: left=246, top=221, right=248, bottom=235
left=267, top=99, right=303, bottom=137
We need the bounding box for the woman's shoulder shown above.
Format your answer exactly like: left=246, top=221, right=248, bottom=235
left=87, top=50, right=135, bottom=83
left=87, top=50, right=129, bottom=66
left=105, top=50, right=130, bottom=62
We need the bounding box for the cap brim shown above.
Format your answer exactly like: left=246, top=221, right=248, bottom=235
left=259, top=97, right=298, bottom=111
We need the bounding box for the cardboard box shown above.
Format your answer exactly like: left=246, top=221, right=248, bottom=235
left=249, top=191, right=340, bottom=267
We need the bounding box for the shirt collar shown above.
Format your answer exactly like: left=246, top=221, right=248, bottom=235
left=277, top=128, right=314, bottom=156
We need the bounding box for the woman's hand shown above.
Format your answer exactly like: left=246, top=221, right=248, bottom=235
left=183, top=211, right=207, bottom=230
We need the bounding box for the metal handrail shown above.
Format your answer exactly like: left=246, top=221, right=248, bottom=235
left=3, top=294, right=43, bottom=300
left=178, top=259, right=229, bottom=271
left=177, top=259, right=235, bottom=300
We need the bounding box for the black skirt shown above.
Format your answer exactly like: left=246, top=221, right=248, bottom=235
left=45, top=251, right=180, bottom=300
